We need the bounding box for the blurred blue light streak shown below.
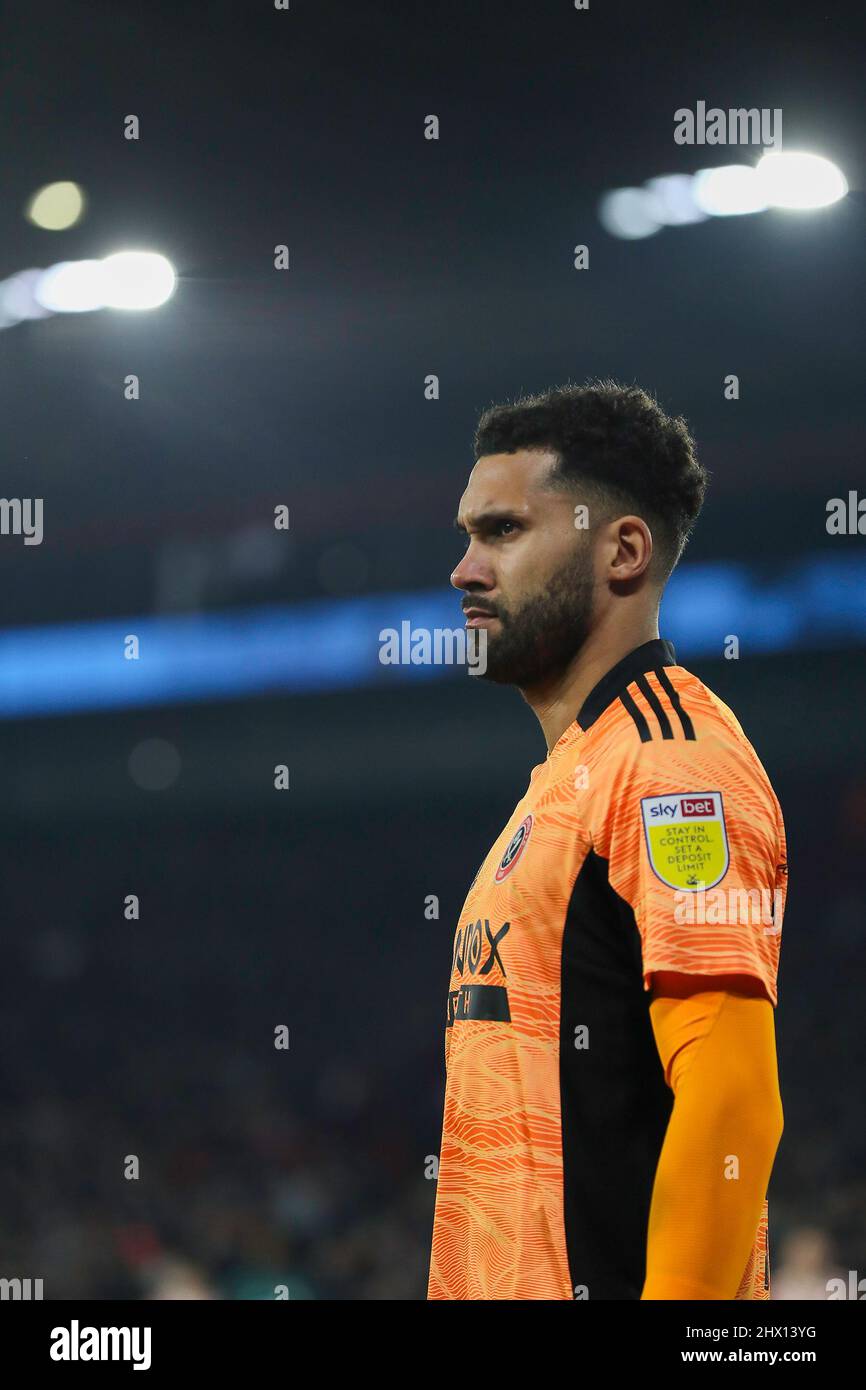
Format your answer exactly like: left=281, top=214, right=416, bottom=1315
left=1, top=555, right=864, bottom=718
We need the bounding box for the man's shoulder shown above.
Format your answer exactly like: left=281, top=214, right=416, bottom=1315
left=580, top=663, right=775, bottom=795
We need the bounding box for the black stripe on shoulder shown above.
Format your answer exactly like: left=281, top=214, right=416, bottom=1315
left=654, top=667, right=696, bottom=740
left=619, top=689, right=652, bottom=743
left=635, top=673, right=673, bottom=739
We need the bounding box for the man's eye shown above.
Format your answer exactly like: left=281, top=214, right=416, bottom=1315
left=460, top=521, right=517, bottom=547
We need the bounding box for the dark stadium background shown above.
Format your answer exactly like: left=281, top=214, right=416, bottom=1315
left=1, top=0, right=864, bottom=1299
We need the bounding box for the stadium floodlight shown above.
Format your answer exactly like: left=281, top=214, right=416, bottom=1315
left=0, top=269, right=52, bottom=322
left=644, top=174, right=707, bottom=225
left=99, top=251, right=177, bottom=309
left=35, top=260, right=107, bottom=313
left=600, top=149, right=847, bottom=237
left=26, top=181, right=86, bottom=230
left=1, top=251, right=177, bottom=329
left=597, top=188, right=663, bottom=240
left=755, top=151, right=848, bottom=210
left=692, top=164, right=769, bottom=216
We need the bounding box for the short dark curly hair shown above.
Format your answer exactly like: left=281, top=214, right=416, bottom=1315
left=473, top=378, right=708, bottom=582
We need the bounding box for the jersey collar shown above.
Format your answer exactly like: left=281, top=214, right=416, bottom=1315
left=576, top=638, right=677, bottom=732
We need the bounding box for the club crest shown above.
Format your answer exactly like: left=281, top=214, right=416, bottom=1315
left=495, top=814, right=533, bottom=882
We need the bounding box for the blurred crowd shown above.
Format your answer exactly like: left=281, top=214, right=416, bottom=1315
left=0, top=772, right=864, bottom=1299
left=0, top=1042, right=435, bottom=1299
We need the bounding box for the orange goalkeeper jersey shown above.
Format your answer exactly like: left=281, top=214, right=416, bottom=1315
left=428, top=638, right=787, bottom=1300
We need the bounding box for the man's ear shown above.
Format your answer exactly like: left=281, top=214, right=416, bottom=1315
left=609, top=515, right=653, bottom=583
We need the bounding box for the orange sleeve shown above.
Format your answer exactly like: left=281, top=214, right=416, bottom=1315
left=598, top=722, right=787, bottom=1007
left=640, top=988, right=783, bottom=1300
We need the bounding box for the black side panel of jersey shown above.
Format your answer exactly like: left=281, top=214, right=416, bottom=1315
left=559, top=850, right=673, bottom=1299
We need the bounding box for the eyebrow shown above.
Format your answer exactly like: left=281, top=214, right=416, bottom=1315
left=453, top=508, right=520, bottom=533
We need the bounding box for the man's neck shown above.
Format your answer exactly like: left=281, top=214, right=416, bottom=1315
left=523, top=616, right=661, bottom=755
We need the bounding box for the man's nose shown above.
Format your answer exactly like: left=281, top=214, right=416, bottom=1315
left=450, top=547, right=491, bottom=592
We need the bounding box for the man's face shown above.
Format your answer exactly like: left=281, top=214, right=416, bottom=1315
left=451, top=449, right=597, bottom=687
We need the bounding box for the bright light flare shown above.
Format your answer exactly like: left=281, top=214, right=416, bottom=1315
left=26, top=181, right=86, bottom=230
left=0, top=269, right=53, bottom=323
left=99, top=251, right=177, bottom=309
left=693, top=164, right=768, bottom=216
left=644, top=174, right=707, bottom=225
left=35, top=260, right=107, bottom=313
left=598, top=188, right=662, bottom=240
left=756, top=152, right=848, bottom=210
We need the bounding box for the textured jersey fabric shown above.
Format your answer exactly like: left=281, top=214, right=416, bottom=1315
left=428, top=638, right=787, bottom=1300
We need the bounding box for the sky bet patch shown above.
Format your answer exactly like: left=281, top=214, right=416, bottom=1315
left=640, top=791, right=729, bottom=891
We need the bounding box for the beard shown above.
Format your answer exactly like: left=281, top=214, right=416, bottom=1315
left=474, top=555, right=596, bottom=687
